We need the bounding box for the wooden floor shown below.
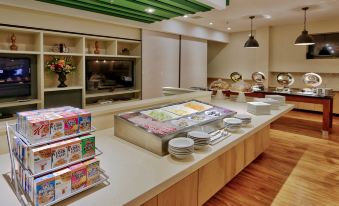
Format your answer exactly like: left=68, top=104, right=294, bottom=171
left=205, top=110, right=339, bottom=206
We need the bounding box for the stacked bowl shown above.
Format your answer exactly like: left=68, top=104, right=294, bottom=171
left=188, top=131, right=211, bottom=149
left=168, top=137, right=194, bottom=159
left=223, top=118, right=242, bottom=132
left=234, top=114, right=252, bottom=126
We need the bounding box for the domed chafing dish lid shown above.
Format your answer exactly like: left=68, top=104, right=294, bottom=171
left=303, top=72, right=322, bottom=88
left=276, top=73, right=294, bottom=87
left=230, top=72, right=242, bottom=82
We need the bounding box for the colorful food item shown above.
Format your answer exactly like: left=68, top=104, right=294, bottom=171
left=54, top=168, right=71, bottom=200
left=189, top=114, right=210, bottom=122
left=26, top=116, right=50, bottom=144
left=34, top=174, right=55, bottom=206
left=60, top=112, right=79, bottom=136
left=76, top=109, right=91, bottom=132
left=162, top=105, right=197, bottom=116
left=29, top=145, right=52, bottom=174
left=209, top=79, right=229, bottom=91
left=183, top=101, right=212, bottom=112
left=65, top=138, right=82, bottom=162
left=70, top=163, right=87, bottom=192
left=171, top=118, right=195, bottom=128
left=128, top=115, right=177, bottom=136
left=50, top=141, right=68, bottom=168
left=205, top=110, right=221, bottom=117
left=141, top=109, right=178, bottom=121
left=47, top=114, right=64, bottom=139
left=80, top=135, right=95, bottom=158
left=84, top=158, right=100, bottom=185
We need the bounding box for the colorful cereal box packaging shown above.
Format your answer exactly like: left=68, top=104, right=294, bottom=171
left=30, top=145, right=52, bottom=174
left=70, top=163, right=87, bottom=192
left=80, top=135, right=95, bottom=158
left=47, top=114, right=65, bottom=139
left=54, top=168, right=71, bottom=199
left=84, top=158, right=100, bottom=185
left=65, top=138, right=82, bottom=162
left=51, top=141, right=68, bottom=168
left=61, top=112, right=79, bottom=136
left=34, top=174, right=55, bottom=206
left=26, top=117, right=50, bottom=144
left=77, top=110, right=91, bottom=133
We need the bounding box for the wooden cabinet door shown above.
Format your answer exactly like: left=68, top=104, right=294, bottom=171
left=225, top=141, right=245, bottom=183
left=141, top=196, right=158, bottom=206
left=198, top=154, right=226, bottom=205
left=244, top=125, right=269, bottom=166
left=158, top=171, right=198, bottom=206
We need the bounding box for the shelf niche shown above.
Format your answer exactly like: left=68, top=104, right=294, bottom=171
left=85, top=38, right=116, bottom=55
left=0, top=29, right=40, bottom=52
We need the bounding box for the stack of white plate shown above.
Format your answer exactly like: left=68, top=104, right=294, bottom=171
left=265, top=95, right=286, bottom=105
left=223, top=118, right=242, bottom=132
left=247, top=102, right=271, bottom=115
left=187, top=131, right=211, bottom=149
left=254, top=98, right=280, bottom=110
left=168, top=137, right=194, bottom=159
left=234, top=114, right=252, bottom=126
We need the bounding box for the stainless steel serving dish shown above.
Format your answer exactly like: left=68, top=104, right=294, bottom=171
left=114, top=100, right=236, bottom=156
left=276, top=72, right=294, bottom=87
left=252, top=72, right=266, bottom=84
left=230, top=72, right=242, bottom=82
left=303, top=72, right=322, bottom=88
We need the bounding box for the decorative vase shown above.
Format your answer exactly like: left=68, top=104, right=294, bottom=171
left=57, top=72, right=67, bottom=88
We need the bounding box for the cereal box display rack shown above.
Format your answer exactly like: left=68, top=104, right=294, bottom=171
left=5, top=106, right=109, bottom=206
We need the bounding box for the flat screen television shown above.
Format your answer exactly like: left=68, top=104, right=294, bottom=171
left=86, top=59, right=134, bottom=91
left=0, top=57, right=31, bottom=99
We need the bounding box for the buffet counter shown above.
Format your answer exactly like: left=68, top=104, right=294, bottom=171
left=0, top=98, right=293, bottom=206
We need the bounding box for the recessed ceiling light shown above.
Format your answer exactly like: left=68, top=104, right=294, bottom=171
left=263, top=14, right=271, bottom=19
left=183, top=14, right=189, bottom=18
left=145, top=8, right=155, bottom=13
left=227, top=27, right=231, bottom=30
left=209, top=22, right=213, bottom=25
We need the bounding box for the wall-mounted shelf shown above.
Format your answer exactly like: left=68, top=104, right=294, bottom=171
left=44, top=52, right=83, bottom=56
left=0, top=99, right=41, bottom=109
left=85, top=98, right=140, bottom=109
left=0, top=50, right=40, bottom=55
left=44, top=86, right=83, bottom=92
left=85, top=89, right=140, bottom=98
left=116, top=55, right=141, bottom=59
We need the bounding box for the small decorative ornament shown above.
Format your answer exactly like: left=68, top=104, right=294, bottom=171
left=10, top=33, right=18, bottom=51
left=94, top=41, right=100, bottom=54
left=122, top=48, right=130, bottom=55
left=46, top=56, right=77, bottom=87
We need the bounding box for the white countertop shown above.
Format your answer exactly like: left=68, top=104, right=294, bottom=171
left=0, top=99, right=293, bottom=206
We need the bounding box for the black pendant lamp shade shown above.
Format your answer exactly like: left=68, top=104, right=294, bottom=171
left=295, top=7, right=315, bottom=45
left=244, top=16, right=259, bottom=48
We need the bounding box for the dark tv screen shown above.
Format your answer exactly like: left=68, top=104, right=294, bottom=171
left=86, top=59, right=134, bottom=91
left=0, top=57, right=31, bottom=99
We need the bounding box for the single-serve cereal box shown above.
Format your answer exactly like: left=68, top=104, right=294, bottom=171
left=34, top=174, right=55, bottom=206
left=65, top=138, right=82, bottom=162
left=47, top=114, right=65, bottom=139
left=76, top=109, right=91, bottom=132
left=51, top=141, right=68, bottom=168
left=54, top=168, right=71, bottom=200
left=80, top=135, right=95, bottom=158
left=30, top=145, right=52, bottom=174
left=60, top=112, right=79, bottom=136
left=70, top=163, right=87, bottom=192
left=84, top=158, right=100, bottom=185
left=26, top=116, right=50, bottom=144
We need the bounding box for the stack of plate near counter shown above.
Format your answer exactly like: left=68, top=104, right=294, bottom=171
left=187, top=131, right=211, bottom=149
left=247, top=102, right=271, bottom=115
left=234, top=114, right=252, bottom=126
left=223, top=118, right=242, bottom=132
left=265, top=95, right=285, bottom=105
left=254, top=98, right=280, bottom=110
left=168, top=137, right=194, bottom=159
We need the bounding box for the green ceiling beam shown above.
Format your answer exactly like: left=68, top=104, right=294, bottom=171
left=35, top=0, right=213, bottom=23
left=226, top=0, right=230, bottom=6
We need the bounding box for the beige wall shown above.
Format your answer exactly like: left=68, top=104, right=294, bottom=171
left=208, top=27, right=269, bottom=82
left=180, top=36, right=208, bottom=88
left=208, top=18, right=339, bottom=89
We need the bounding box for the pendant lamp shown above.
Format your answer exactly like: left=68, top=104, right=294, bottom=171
left=295, top=7, right=314, bottom=45
left=244, top=16, right=259, bottom=48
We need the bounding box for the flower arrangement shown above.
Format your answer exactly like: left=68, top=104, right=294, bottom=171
left=46, top=56, right=77, bottom=74
left=46, top=56, right=77, bottom=88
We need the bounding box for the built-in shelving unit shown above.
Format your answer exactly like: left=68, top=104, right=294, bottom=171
left=0, top=25, right=142, bottom=117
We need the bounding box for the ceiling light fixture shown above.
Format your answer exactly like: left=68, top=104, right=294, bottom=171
left=227, top=27, right=231, bottom=31
left=145, top=8, right=155, bottom=14
left=209, top=22, right=213, bottom=25
left=244, top=16, right=259, bottom=48
left=295, top=7, right=315, bottom=46
left=183, top=14, right=189, bottom=18
left=263, top=14, right=271, bottom=19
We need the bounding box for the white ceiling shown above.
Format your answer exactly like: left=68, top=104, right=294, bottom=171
left=178, top=0, right=339, bottom=32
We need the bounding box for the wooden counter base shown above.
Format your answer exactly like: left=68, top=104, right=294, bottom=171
left=142, top=125, right=270, bottom=206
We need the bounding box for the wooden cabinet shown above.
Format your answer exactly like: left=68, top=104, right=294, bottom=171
left=158, top=171, right=198, bottom=206
left=141, top=196, right=158, bottom=206
left=244, top=125, right=269, bottom=166
left=198, top=154, right=226, bottom=205
left=225, top=142, right=245, bottom=183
